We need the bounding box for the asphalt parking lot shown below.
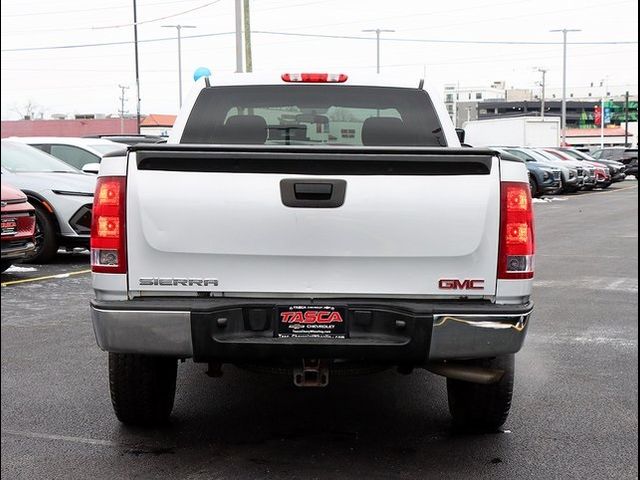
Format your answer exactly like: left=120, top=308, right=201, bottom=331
left=1, top=181, right=638, bottom=480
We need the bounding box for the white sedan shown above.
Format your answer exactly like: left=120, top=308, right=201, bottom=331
left=1, top=140, right=96, bottom=263
left=9, top=136, right=126, bottom=173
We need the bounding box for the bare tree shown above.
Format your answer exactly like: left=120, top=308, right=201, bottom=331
left=11, top=100, right=42, bottom=120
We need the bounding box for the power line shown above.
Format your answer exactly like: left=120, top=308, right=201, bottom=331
left=252, top=30, right=639, bottom=46
left=1, top=31, right=235, bottom=52
left=92, top=0, right=221, bottom=30
left=0, top=0, right=207, bottom=17
left=1, top=29, right=637, bottom=53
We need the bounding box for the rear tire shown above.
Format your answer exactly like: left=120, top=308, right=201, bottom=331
left=600, top=181, right=612, bottom=189
left=108, top=353, right=178, bottom=426
left=24, top=206, right=58, bottom=264
left=447, top=354, right=515, bottom=432
left=529, top=177, right=540, bottom=198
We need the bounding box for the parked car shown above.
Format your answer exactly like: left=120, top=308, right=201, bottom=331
left=500, top=147, right=581, bottom=193
left=494, top=148, right=561, bottom=197
left=1, top=140, right=96, bottom=263
left=591, top=147, right=638, bottom=164
left=528, top=148, right=587, bottom=192
left=625, top=158, right=639, bottom=179
left=592, top=147, right=639, bottom=179
left=560, top=148, right=627, bottom=183
left=1, top=182, right=36, bottom=272
left=544, top=148, right=610, bottom=189
left=84, top=134, right=167, bottom=146
left=91, top=73, right=535, bottom=430
left=9, top=137, right=126, bottom=173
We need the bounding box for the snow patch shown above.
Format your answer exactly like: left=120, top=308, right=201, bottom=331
left=5, top=266, right=37, bottom=273
left=533, top=197, right=569, bottom=204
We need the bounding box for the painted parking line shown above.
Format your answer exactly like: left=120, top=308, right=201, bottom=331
left=1, top=268, right=91, bottom=287
left=535, top=183, right=638, bottom=202
left=2, top=429, right=175, bottom=454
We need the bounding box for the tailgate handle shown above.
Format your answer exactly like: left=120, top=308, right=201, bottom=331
left=294, top=183, right=332, bottom=199
left=280, top=179, right=346, bottom=208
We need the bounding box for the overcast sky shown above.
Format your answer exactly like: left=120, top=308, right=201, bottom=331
left=1, top=0, right=638, bottom=120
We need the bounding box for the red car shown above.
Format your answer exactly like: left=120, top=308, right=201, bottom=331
left=545, top=148, right=612, bottom=189
left=1, top=182, right=36, bottom=272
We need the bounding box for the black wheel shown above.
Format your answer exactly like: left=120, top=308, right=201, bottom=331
left=447, top=354, right=515, bottom=432
left=582, top=184, right=595, bottom=191
left=24, top=206, right=58, bottom=264
left=600, top=181, right=612, bottom=189
left=108, top=353, right=177, bottom=426
left=1, top=261, right=12, bottom=273
left=529, top=177, right=540, bottom=198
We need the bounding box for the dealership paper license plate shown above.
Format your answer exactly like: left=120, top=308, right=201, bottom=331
left=277, top=305, right=347, bottom=338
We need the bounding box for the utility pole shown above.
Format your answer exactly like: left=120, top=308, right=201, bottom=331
left=133, top=0, right=141, bottom=134
left=162, top=25, right=196, bottom=107
left=243, top=0, right=252, bottom=72
left=235, top=0, right=244, bottom=73
left=536, top=67, right=548, bottom=119
left=550, top=29, right=581, bottom=146
left=118, top=84, right=129, bottom=134
left=624, top=91, right=630, bottom=146
left=362, top=28, right=395, bottom=74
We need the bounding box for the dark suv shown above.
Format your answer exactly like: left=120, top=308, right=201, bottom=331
left=591, top=148, right=638, bottom=179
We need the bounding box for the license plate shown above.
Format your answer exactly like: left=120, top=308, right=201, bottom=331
left=1, top=218, right=17, bottom=236
left=277, top=305, right=347, bottom=338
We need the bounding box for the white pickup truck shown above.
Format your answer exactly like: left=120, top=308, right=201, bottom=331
left=90, top=72, right=535, bottom=431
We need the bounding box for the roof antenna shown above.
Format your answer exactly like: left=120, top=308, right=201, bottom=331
left=418, top=78, right=424, bottom=90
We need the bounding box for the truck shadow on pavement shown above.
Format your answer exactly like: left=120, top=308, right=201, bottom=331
left=116, top=364, right=511, bottom=475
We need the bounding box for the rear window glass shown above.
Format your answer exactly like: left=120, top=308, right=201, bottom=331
left=181, top=85, right=447, bottom=147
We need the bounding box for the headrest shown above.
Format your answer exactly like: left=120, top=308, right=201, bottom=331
left=216, top=115, right=268, bottom=144
left=361, top=117, right=414, bottom=146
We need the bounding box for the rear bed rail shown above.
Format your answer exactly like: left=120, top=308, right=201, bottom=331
left=132, top=144, right=496, bottom=175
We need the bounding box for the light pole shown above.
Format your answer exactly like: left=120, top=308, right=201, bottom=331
left=550, top=29, right=581, bottom=145
left=162, top=25, right=196, bottom=107
left=535, top=67, right=548, bottom=119
left=362, top=28, right=395, bottom=74
left=118, top=84, right=129, bottom=134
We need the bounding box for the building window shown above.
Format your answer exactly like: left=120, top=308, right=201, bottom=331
left=476, top=93, right=482, bottom=100
left=445, top=94, right=454, bottom=103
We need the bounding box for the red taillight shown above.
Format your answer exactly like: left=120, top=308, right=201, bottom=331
left=281, top=73, right=348, bottom=83
left=91, top=176, right=126, bottom=274
left=498, top=181, right=535, bottom=280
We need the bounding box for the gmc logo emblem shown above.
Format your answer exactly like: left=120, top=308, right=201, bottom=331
left=439, top=279, right=485, bottom=290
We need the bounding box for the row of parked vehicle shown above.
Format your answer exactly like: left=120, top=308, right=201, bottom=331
left=494, top=146, right=638, bottom=198
left=0, top=137, right=637, bottom=271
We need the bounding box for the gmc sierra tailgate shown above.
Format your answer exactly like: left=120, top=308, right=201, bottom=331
left=126, top=145, right=500, bottom=297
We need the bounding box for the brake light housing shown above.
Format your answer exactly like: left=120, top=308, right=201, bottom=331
left=498, top=181, right=535, bottom=280
left=281, top=73, right=348, bottom=83
left=91, top=176, right=126, bottom=274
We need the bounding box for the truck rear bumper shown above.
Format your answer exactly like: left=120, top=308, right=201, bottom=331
left=90, top=298, right=533, bottom=362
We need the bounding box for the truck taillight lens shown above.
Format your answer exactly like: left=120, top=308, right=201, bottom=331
left=498, top=182, right=535, bottom=280
left=91, top=176, right=126, bottom=274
